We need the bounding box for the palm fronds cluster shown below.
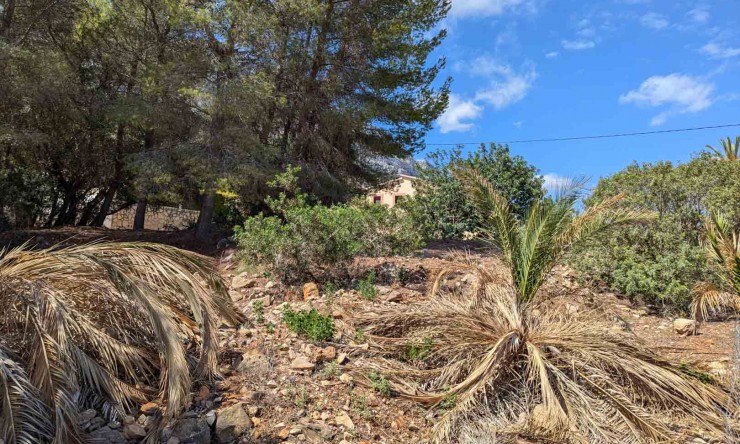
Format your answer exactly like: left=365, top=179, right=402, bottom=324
left=691, top=212, right=740, bottom=322
left=356, top=168, right=732, bottom=443
left=0, top=242, right=242, bottom=443
left=706, top=136, right=740, bottom=161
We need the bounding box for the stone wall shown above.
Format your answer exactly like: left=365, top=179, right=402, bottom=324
left=104, top=205, right=200, bottom=231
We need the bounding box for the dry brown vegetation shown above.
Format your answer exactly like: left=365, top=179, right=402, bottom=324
left=0, top=242, right=242, bottom=443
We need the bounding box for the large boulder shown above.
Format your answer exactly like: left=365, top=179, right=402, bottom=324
left=231, top=273, right=256, bottom=290
left=170, top=417, right=211, bottom=444
left=673, top=318, right=697, bottom=336
left=302, top=283, right=320, bottom=301
left=215, top=403, right=251, bottom=443
left=89, top=426, right=126, bottom=444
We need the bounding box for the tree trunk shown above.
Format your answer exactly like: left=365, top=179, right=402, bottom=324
left=92, top=184, right=117, bottom=226
left=77, top=190, right=104, bottom=226
left=195, top=182, right=216, bottom=240
left=133, top=199, right=147, bottom=230
left=0, top=0, right=16, bottom=40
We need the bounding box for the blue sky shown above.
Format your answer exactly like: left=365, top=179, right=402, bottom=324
left=425, top=0, right=740, bottom=189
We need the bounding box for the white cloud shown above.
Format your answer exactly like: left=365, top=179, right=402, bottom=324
left=639, top=12, right=669, bottom=30
left=542, top=173, right=570, bottom=192
left=619, top=73, right=714, bottom=125
left=470, top=59, right=537, bottom=109
left=700, top=42, right=740, bottom=59
left=448, top=0, right=539, bottom=19
left=512, top=121, right=523, bottom=128
left=545, top=51, right=559, bottom=59
left=561, top=39, right=596, bottom=50
left=687, top=6, right=710, bottom=24
left=437, top=94, right=483, bottom=133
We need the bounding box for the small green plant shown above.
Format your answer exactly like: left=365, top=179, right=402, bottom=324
left=294, top=386, right=309, bottom=408
left=678, top=363, right=715, bottom=384
left=358, top=271, right=379, bottom=300
left=282, top=305, right=335, bottom=342
left=320, top=361, right=340, bottom=380
left=354, top=327, right=366, bottom=343
left=324, top=281, right=337, bottom=308
left=252, top=299, right=265, bottom=324
left=404, top=337, right=434, bottom=362
left=351, top=394, right=372, bottom=420
left=367, top=371, right=391, bottom=397
left=439, top=393, right=457, bottom=410
left=266, top=321, right=275, bottom=334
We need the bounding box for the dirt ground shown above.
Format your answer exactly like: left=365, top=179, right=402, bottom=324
left=2, top=227, right=736, bottom=444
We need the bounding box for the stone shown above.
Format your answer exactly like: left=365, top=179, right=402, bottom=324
left=123, top=423, right=147, bottom=440
left=303, top=283, right=320, bottom=301
left=89, top=426, right=126, bottom=444
left=216, top=403, right=252, bottom=443
left=237, top=348, right=270, bottom=377
left=335, top=411, right=355, bottom=430
left=673, top=318, right=697, bottom=336
left=339, top=373, right=353, bottom=384
left=170, top=417, right=211, bottom=444
left=196, top=385, right=210, bottom=401
left=336, top=353, right=348, bottom=365
left=265, top=281, right=276, bottom=289
left=79, top=409, right=97, bottom=423
left=231, top=273, right=256, bottom=290
left=277, top=427, right=290, bottom=439
left=205, top=411, right=216, bottom=426
left=311, top=345, right=337, bottom=363
left=290, top=356, right=315, bottom=371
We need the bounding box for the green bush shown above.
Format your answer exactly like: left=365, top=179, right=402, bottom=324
left=403, top=144, right=544, bottom=240
left=357, top=271, right=379, bottom=300
left=282, top=305, right=335, bottom=342
left=569, top=154, right=739, bottom=313
left=234, top=167, right=422, bottom=282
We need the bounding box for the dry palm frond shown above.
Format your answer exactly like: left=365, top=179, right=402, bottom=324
left=358, top=276, right=731, bottom=443
left=692, top=212, right=740, bottom=323
left=0, top=242, right=243, bottom=443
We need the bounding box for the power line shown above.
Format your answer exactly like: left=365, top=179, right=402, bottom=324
left=426, top=123, right=740, bottom=146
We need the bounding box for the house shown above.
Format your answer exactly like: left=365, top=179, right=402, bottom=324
left=367, top=174, right=420, bottom=207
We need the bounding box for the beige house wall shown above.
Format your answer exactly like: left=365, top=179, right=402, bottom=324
left=366, top=175, right=419, bottom=208
left=104, top=205, right=200, bottom=231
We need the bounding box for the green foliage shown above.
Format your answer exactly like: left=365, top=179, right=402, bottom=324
left=367, top=371, right=392, bottom=397
left=357, top=272, right=379, bottom=300
left=282, top=306, right=335, bottom=343
left=235, top=168, right=423, bottom=282
left=404, top=337, right=434, bottom=362
left=570, top=154, right=740, bottom=312
left=252, top=299, right=265, bottom=324
left=439, top=394, right=458, bottom=410
left=404, top=144, right=545, bottom=240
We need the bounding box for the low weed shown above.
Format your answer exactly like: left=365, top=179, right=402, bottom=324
left=368, top=371, right=391, bottom=397
left=252, top=299, right=265, bottom=324
left=404, top=337, right=434, bottom=362
left=358, top=271, right=379, bottom=300
left=282, top=305, right=335, bottom=342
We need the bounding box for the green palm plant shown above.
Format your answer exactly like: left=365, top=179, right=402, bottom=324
left=706, top=136, right=740, bottom=161
left=357, top=167, right=732, bottom=443
left=0, top=242, right=243, bottom=444
left=691, top=212, right=740, bottom=322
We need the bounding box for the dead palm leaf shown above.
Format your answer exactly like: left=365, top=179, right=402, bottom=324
left=0, top=242, right=243, bottom=443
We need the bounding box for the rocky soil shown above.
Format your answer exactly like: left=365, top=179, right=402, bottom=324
left=1, top=230, right=735, bottom=444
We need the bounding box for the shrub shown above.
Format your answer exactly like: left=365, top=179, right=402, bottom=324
left=403, top=144, right=544, bottom=240
left=569, top=154, right=740, bottom=313
left=282, top=306, right=335, bottom=342
left=0, top=242, right=242, bottom=442
left=357, top=271, right=379, bottom=300
left=234, top=167, right=423, bottom=282
left=367, top=371, right=391, bottom=397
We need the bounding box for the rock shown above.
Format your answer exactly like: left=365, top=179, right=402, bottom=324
left=290, top=356, right=315, bottom=371
left=311, top=345, right=337, bottom=363
left=237, top=348, right=270, bottom=377
left=205, top=411, right=216, bottom=427
left=265, top=281, right=276, bottom=290
left=123, top=423, right=147, bottom=440
left=335, top=411, right=355, bottom=430
left=336, top=353, right=348, bottom=365
left=170, top=417, right=211, bottom=444
left=303, top=283, right=320, bottom=301
left=87, top=416, right=106, bottom=432
left=673, top=318, right=697, bottom=336
left=79, top=409, right=97, bottom=423
left=231, top=273, right=256, bottom=290
left=277, top=427, right=290, bottom=439
left=339, top=373, right=353, bottom=384
left=196, top=385, right=210, bottom=401
left=89, top=426, right=126, bottom=444
left=140, top=401, right=159, bottom=415
left=216, top=403, right=252, bottom=443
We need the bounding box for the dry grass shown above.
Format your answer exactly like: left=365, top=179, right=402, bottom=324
left=0, top=241, right=243, bottom=443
